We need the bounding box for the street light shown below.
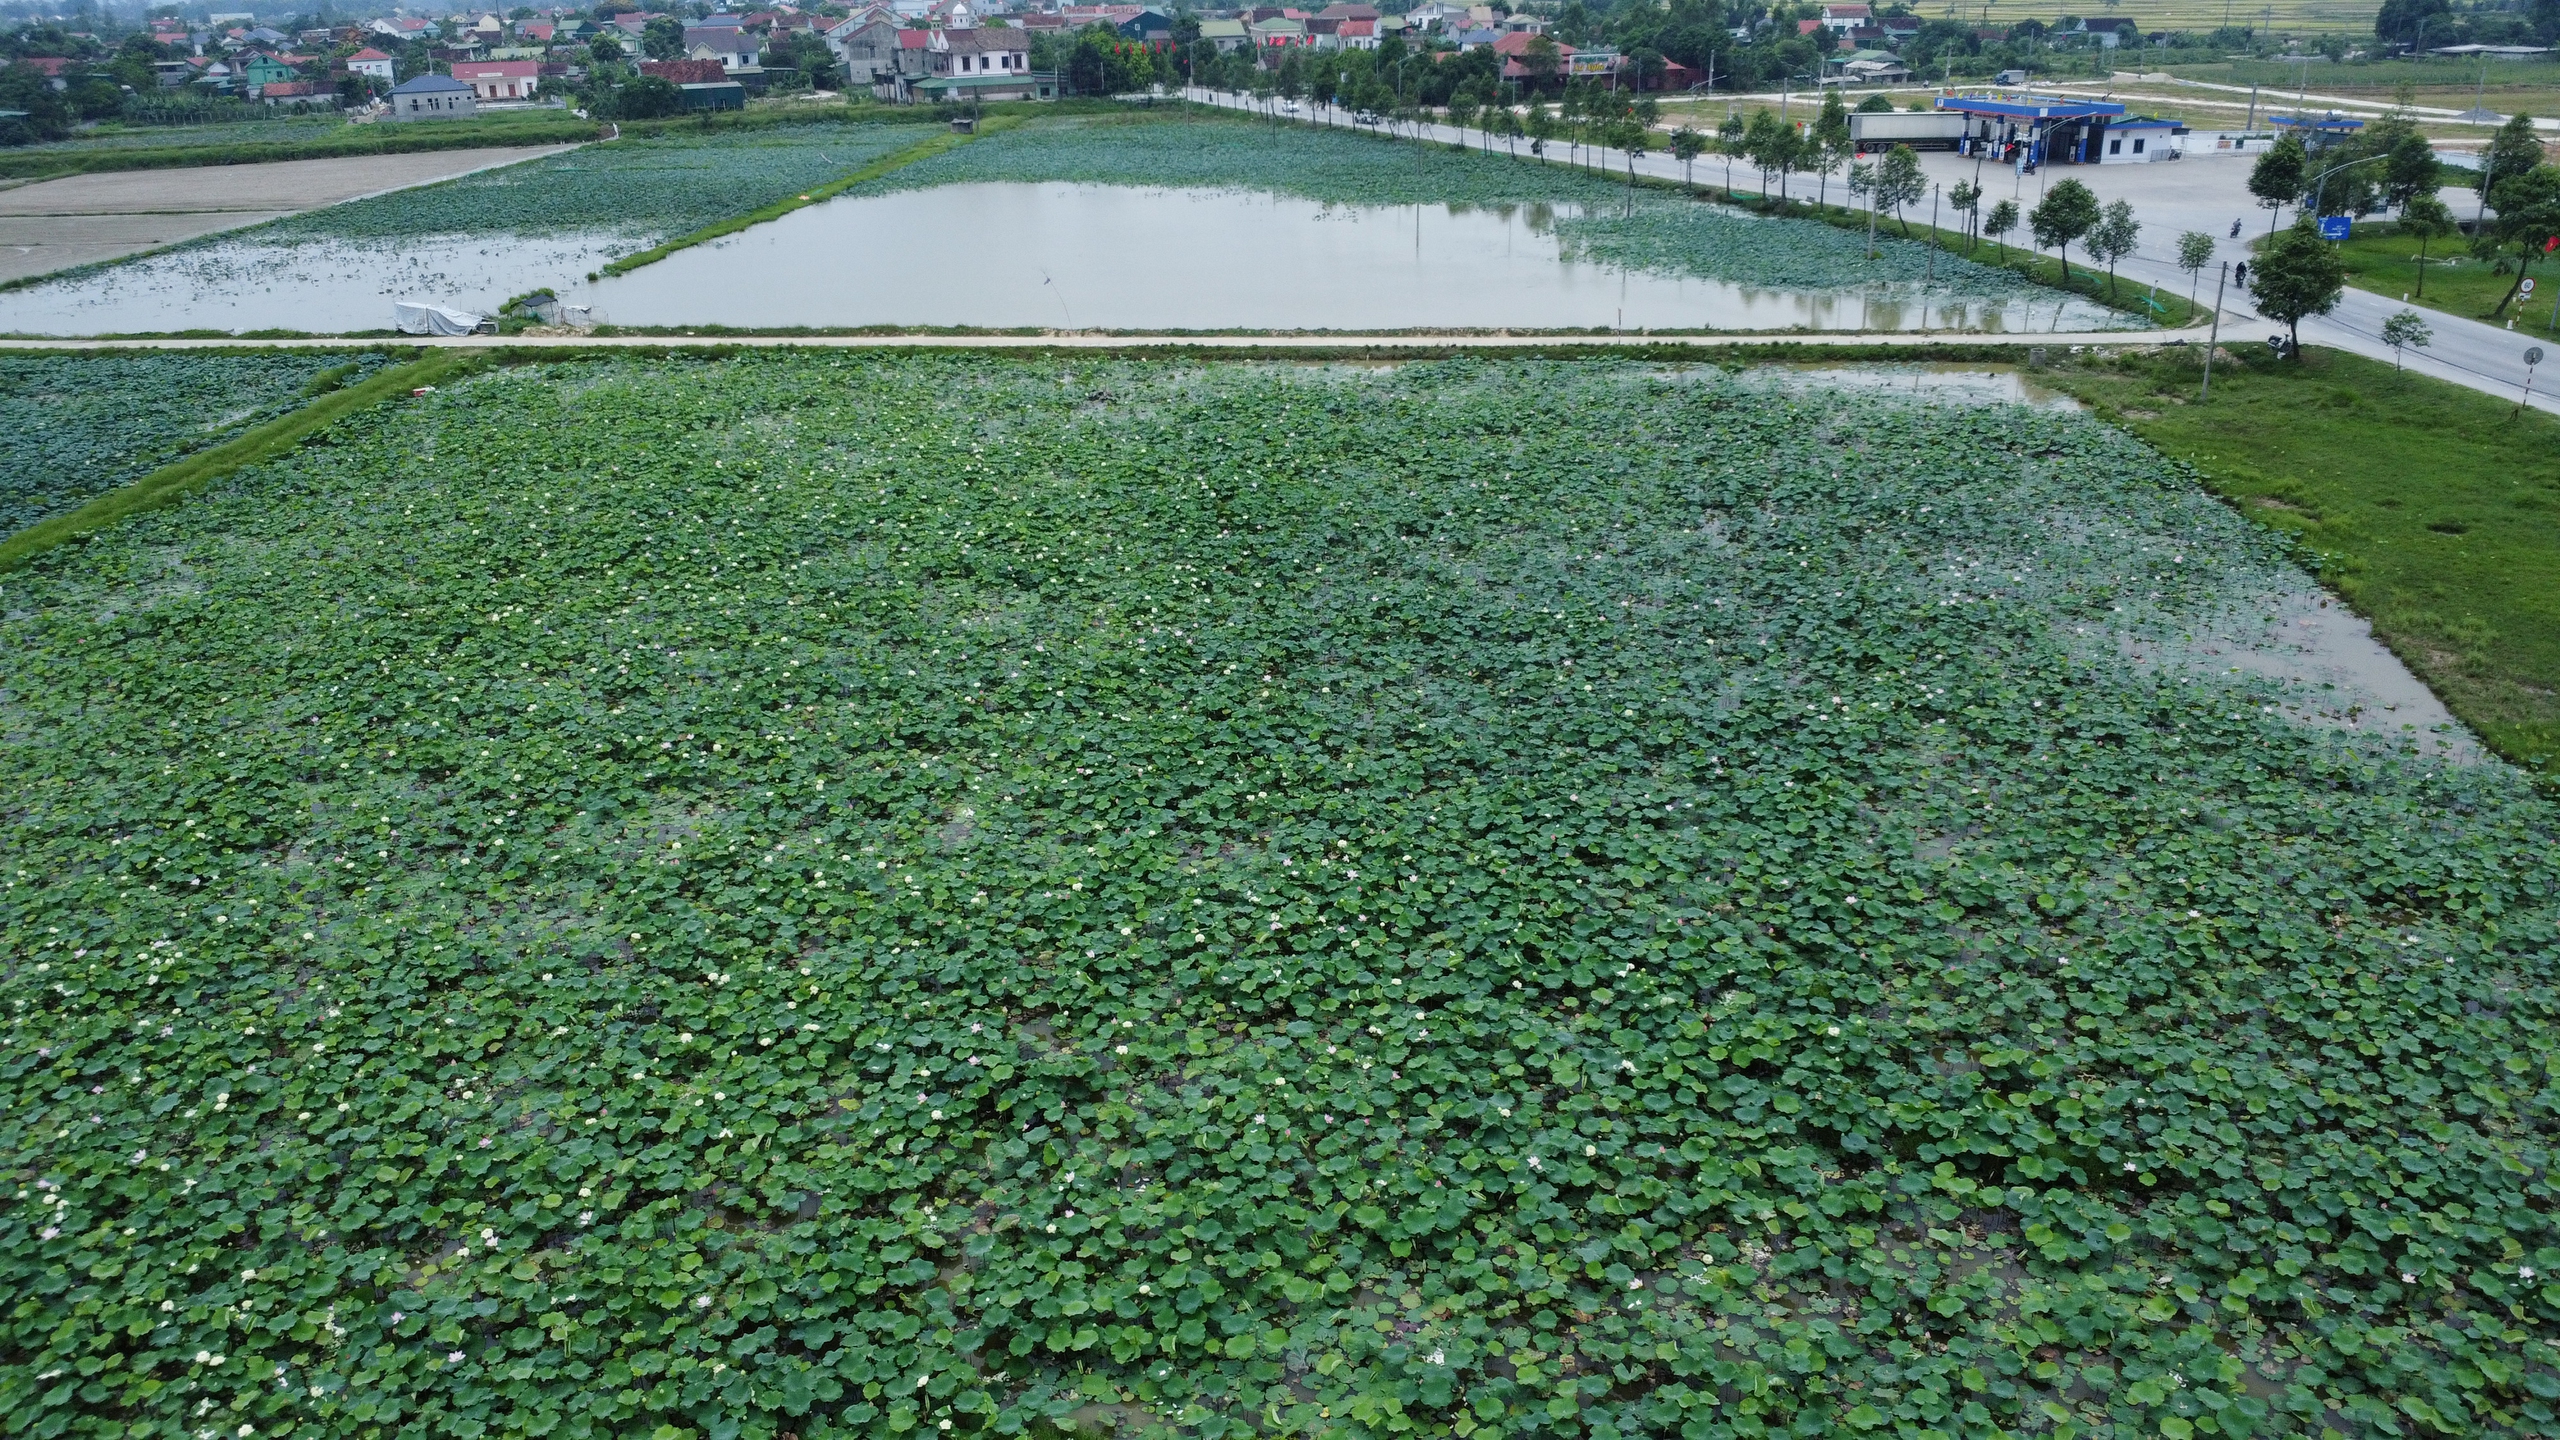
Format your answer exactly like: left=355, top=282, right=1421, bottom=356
left=2304, top=152, right=2388, bottom=222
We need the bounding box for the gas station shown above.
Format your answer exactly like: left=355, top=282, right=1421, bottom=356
left=1933, top=91, right=2130, bottom=170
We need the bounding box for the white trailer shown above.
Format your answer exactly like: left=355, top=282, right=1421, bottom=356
left=1849, top=110, right=1967, bottom=153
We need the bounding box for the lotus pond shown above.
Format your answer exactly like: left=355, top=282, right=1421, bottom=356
left=0, top=349, right=392, bottom=536
left=2, top=354, right=2552, bottom=1440
left=0, top=115, right=2130, bottom=336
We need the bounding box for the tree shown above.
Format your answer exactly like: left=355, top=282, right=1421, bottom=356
left=1526, top=104, right=1557, bottom=158
left=1743, top=107, right=1787, bottom=200
left=611, top=72, right=680, bottom=118
left=1615, top=117, right=1652, bottom=204
left=1984, top=197, right=2019, bottom=260
left=1717, top=110, right=1745, bottom=194
left=1873, top=144, right=1926, bottom=235
left=2479, top=112, right=2545, bottom=204
left=1947, top=178, right=1981, bottom=251
left=1855, top=91, right=1893, bottom=113
left=2374, top=0, right=2449, bottom=48
left=1671, top=125, right=1704, bottom=189
left=641, top=14, right=684, bottom=60
left=2087, top=199, right=2140, bottom=299
left=1447, top=93, right=1477, bottom=146
left=589, top=32, right=626, bottom=66
left=2029, top=177, right=2102, bottom=282
left=2248, top=132, right=2306, bottom=237
left=2249, top=213, right=2348, bottom=357
left=2384, top=128, right=2440, bottom=211
left=2485, top=163, right=2560, bottom=318
left=1810, top=88, right=1851, bottom=208
left=2381, top=309, right=2433, bottom=371
left=2399, top=192, right=2457, bottom=299
left=2175, top=230, right=2216, bottom=313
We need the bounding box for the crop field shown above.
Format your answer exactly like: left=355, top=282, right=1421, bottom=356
left=0, top=350, right=389, bottom=538
left=3, top=351, right=2554, bottom=1440
left=22, top=115, right=355, bottom=154
left=261, top=121, right=937, bottom=244
left=870, top=116, right=2040, bottom=295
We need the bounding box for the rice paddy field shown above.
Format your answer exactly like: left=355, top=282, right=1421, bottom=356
left=2, top=350, right=2554, bottom=1440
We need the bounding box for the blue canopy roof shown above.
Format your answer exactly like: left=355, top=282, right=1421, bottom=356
left=1935, top=92, right=2126, bottom=121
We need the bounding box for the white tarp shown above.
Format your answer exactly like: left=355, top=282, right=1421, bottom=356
left=393, top=301, right=485, bottom=336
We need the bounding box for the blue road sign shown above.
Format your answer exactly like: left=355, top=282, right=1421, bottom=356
left=2318, top=216, right=2352, bottom=241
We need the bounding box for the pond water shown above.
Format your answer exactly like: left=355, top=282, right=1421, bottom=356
left=0, top=232, right=619, bottom=337
left=0, top=181, right=2130, bottom=336
left=577, top=183, right=2125, bottom=334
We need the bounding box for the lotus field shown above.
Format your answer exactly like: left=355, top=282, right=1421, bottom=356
left=262, top=121, right=935, bottom=245
left=2, top=354, right=2555, bottom=1440
left=0, top=350, right=390, bottom=537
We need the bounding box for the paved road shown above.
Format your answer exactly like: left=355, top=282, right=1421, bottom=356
left=0, top=146, right=580, bottom=285
left=1187, top=88, right=2560, bottom=413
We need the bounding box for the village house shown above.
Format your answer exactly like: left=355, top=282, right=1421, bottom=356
left=387, top=72, right=476, bottom=118
left=451, top=59, right=540, bottom=100
left=344, top=47, right=397, bottom=81
left=930, top=24, right=1031, bottom=77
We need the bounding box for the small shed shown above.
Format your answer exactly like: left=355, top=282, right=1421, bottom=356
left=677, top=80, right=746, bottom=111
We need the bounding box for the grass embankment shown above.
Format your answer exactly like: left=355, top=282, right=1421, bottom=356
left=592, top=111, right=1023, bottom=277
left=2046, top=343, right=2560, bottom=779
left=2324, top=218, right=2560, bottom=340
left=0, top=347, right=467, bottom=573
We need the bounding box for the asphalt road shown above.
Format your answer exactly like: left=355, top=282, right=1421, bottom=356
left=1186, top=88, right=2560, bottom=413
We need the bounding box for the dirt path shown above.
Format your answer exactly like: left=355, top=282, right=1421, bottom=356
left=0, top=145, right=579, bottom=286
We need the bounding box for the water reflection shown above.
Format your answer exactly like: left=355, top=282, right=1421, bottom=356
left=579, top=182, right=2127, bottom=335
left=0, top=181, right=2132, bottom=337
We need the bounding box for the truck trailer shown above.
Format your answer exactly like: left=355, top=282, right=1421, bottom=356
left=1848, top=110, right=1967, bottom=153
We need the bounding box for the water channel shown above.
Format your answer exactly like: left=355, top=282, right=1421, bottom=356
left=0, top=182, right=2131, bottom=336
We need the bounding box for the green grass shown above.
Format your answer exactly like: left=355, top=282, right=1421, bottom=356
left=2, top=349, right=2555, bottom=1439
left=2322, top=219, right=2560, bottom=340
left=2045, top=343, right=2560, bottom=778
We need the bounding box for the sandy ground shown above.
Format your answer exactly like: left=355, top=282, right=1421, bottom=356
left=0, top=145, right=578, bottom=286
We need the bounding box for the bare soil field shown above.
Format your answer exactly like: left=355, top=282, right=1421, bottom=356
left=0, top=145, right=577, bottom=286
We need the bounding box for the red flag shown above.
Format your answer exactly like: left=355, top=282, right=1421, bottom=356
left=2546, top=235, right=2558, bottom=253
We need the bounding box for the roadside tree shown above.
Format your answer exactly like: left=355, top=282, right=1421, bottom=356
left=2029, top=176, right=2101, bottom=281
left=2250, top=213, right=2349, bottom=357
left=2176, top=230, right=2215, bottom=313
left=2088, top=198, right=2140, bottom=299
left=1948, top=178, right=1982, bottom=250
left=2381, top=309, right=2433, bottom=372
left=2399, top=193, right=2457, bottom=299
left=1873, top=143, right=1926, bottom=235
left=1984, top=197, right=2019, bottom=260
left=2248, top=132, right=2306, bottom=236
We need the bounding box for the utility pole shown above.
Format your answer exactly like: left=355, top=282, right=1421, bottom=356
left=2201, top=261, right=2228, bottom=399
left=2244, top=83, right=2256, bottom=133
